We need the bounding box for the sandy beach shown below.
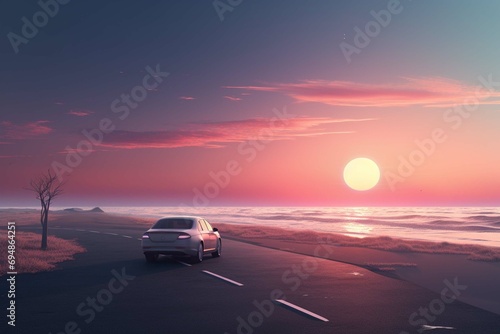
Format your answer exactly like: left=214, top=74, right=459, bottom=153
left=2, top=208, right=500, bottom=318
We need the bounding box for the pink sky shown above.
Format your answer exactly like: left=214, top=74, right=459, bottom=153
left=2, top=1, right=500, bottom=207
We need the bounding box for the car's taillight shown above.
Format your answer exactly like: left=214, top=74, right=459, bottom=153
left=177, top=233, right=191, bottom=239
left=142, top=234, right=150, bottom=239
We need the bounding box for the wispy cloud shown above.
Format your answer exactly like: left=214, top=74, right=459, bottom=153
left=98, top=117, right=374, bottom=149
left=67, top=110, right=94, bottom=117
left=179, top=96, right=196, bottom=100
left=226, top=77, right=500, bottom=107
left=224, top=95, right=242, bottom=101
left=0, top=120, right=53, bottom=140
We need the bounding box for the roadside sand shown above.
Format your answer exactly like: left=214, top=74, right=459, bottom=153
left=0, top=231, right=85, bottom=274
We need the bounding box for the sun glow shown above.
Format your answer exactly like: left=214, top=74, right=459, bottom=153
left=343, top=158, right=380, bottom=191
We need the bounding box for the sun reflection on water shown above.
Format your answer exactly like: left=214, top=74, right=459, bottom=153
left=343, top=222, right=373, bottom=238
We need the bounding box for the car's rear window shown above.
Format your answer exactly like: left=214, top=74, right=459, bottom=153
left=152, top=218, right=194, bottom=229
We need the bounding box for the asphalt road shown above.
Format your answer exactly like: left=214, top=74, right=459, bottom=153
left=3, top=220, right=500, bottom=334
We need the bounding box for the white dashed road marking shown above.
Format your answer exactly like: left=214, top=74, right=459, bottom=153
left=274, top=299, right=329, bottom=322
left=52, top=228, right=138, bottom=240
left=175, top=260, right=192, bottom=267
left=202, top=270, right=244, bottom=287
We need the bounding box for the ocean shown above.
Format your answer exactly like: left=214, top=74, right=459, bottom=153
left=100, top=206, right=500, bottom=248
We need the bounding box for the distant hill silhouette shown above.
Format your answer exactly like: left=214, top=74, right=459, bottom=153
left=63, top=207, right=104, bottom=213
left=89, top=207, right=104, bottom=213
left=63, top=208, right=83, bottom=212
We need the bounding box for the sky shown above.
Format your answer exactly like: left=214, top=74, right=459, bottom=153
left=1, top=0, right=500, bottom=207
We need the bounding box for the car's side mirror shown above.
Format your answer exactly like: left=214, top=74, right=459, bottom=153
left=213, top=228, right=219, bottom=232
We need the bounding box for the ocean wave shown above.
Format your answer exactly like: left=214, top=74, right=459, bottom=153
left=371, top=214, right=447, bottom=220
left=102, top=206, right=500, bottom=248
left=467, top=215, right=500, bottom=222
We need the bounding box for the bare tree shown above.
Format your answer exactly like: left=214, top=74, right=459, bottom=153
left=27, top=170, right=64, bottom=250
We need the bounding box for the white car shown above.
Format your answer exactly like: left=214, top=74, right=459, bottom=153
left=141, top=216, right=221, bottom=263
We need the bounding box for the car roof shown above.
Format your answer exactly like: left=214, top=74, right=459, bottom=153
left=157, top=216, right=203, bottom=220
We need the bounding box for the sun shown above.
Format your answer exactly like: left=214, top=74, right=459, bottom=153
left=343, top=158, right=380, bottom=191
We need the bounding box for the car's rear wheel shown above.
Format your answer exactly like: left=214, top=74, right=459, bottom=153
left=192, top=243, right=204, bottom=263
left=145, top=252, right=158, bottom=263
left=212, top=239, right=221, bottom=258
